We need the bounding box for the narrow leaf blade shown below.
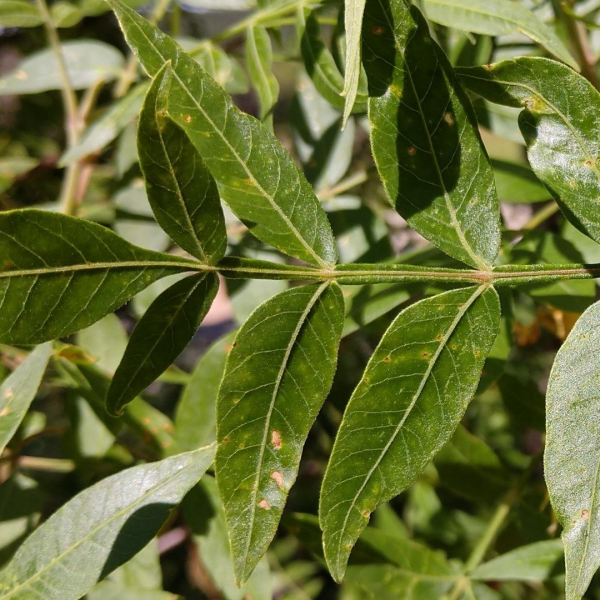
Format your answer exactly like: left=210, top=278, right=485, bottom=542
left=107, top=273, right=219, bottom=416
left=0, top=343, right=53, bottom=455
left=364, top=0, right=500, bottom=269
left=0, top=445, right=215, bottom=600
left=320, top=285, right=500, bottom=581
left=215, top=282, right=345, bottom=584
left=108, top=0, right=337, bottom=268
left=460, top=57, right=600, bottom=248
left=0, top=210, right=194, bottom=344
left=139, top=66, right=227, bottom=263
left=342, top=0, right=366, bottom=128
left=546, top=299, right=600, bottom=598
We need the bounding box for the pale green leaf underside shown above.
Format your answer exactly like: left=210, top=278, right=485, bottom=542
left=108, top=0, right=337, bottom=269
left=342, top=0, right=367, bottom=128
left=139, top=65, right=227, bottom=264
left=422, top=0, right=577, bottom=70
left=364, top=0, right=500, bottom=269
left=0, top=1, right=43, bottom=28
left=0, top=210, right=194, bottom=345
left=546, top=299, right=600, bottom=599
left=0, top=446, right=215, bottom=600
left=460, top=57, right=600, bottom=249
left=216, top=282, right=344, bottom=584
left=0, top=343, right=53, bottom=455
left=320, top=285, right=500, bottom=581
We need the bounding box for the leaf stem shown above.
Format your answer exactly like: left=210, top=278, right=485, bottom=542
left=522, top=201, right=560, bottom=230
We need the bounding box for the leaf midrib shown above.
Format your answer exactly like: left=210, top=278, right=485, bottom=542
left=123, top=11, right=331, bottom=270
left=331, top=284, right=486, bottom=572
left=0, top=449, right=211, bottom=599
left=238, top=281, right=329, bottom=580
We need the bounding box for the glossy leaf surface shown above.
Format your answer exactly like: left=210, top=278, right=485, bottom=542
left=138, top=67, right=227, bottom=263
left=0, top=344, right=52, bottom=455
left=364, top=0, right=500, bottom=269
left=0, top=210, right=193, bottom=345
left=0, top=445, right=215, bottom=600
left=320, top=285, right=500, bottom=581
left=546, top=299, right=600, bottom=599
left=460, top=57, right=600, bottom=247
left=422, top=0, right=577, bottom=69
left=215, top=282, right=345, bottom=584
left=108, top=0, right=337, bottom=269
left=106, top=273, right=219, bottom=416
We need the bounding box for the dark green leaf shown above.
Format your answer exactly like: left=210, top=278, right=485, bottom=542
left=320, top=285, right=501, bottom=581
left=546, top=299, right=600, bottom=599
left=472, top=539, right=564, bottom=582
left=246, top=26, right=279, bottom=131
left=108, top=0, right=337, bottom=269
left=459, top=57, right=600, bottom=248
left=0, top=343, right=52, bottom=455
left=0, top=210, right=195, bottom=344
left=364, top=0, right=500, bottom=269
left=0, top=445, right=215, bottom=600
left=138, top=66, right=227, bottom=264
left=215, top=282, right=345, bottom=584
left=107, top=273, right=219, bottom=415
left=492, top=159, right=549, bottom=204
left=422, top=0, right=577, bottom=69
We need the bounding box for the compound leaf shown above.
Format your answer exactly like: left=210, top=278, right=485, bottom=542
left=0, top=210, right=195, bottom=345
left=364, top=0, right=500, bottom=269
left=215, top=282, right=344, bottom=584
left=108, top=0, right=337, bottom=269
left=0, top=445, right=215, bottom=600
left=106, top=273, right=219, bottom=416
left=320, top=285, right=500, bottom=581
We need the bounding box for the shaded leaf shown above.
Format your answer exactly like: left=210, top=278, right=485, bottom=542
left=0, top=41, right=124, bottom=95
left=246, top=26, right=279, bottom=131
left=472, top=539, right=564, bottom=582
left=364, top=0, right=500, bottom=269
left=0, top=343, right=53, bottom=455
left=108, top=0, right=337, bottom=269
left=0, top=445, right=215, bottom=600
left=422, top=0, right=577, bottom=69
left=492, top=159, right=549, bottom=204
left=341, top=0, right=366, bottom=128
left=0, top=158, right=39, bottom=195
left=320, top=285, right=501, bottom=581
left=215, top=282, right=345, bottom=584
left=50, top=2, right=84, bottom=27
left=107, top=273, right=219, bottom=416
left=0, top=210, right=195, bottom=345
left=460, top=57, right=600, bottom=248
left=546, top=299, right=600, bottom=599
left=138, top=66, right=227, bottom=264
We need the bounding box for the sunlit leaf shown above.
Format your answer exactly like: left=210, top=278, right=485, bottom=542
left=0, top=1, right=42, bottom=27
left=341, top=0, right=366, bottom=128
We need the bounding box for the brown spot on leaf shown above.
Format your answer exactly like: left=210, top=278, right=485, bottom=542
left=383, top=356, right=391, bottom=363
left=444, top=112, right=455, bottom=126
left=582, top=509, right=590, bottom=519
left=4, top=389, right=13, bottom=400
left=408, top=146, right=417, bottom=156
left=271, top=471, right=284, bottom=489
left=0, top=407, right=10, bottom=417
left=184, top=115, right=191, bottom=122
left=222, top=436, right=231, bottom=445
left=271, top=430, right=282, bottom=450
left=421, top=352, right=430, bottom=359
left=373, top=26, right=384, bottom=35
left=258, top=499, right=271, bottom=510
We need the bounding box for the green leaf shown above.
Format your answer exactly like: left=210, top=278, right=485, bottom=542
left=138, top=66, right=227, bottom=264
left=50, top=1, right=84, bottom=27
left=171, top=331, right=237, bottom=454
left=0, top=158, right=39, bottom=195
left=0, top=41, right=124, bottom=96
left=459, top=57, right=600, bottom=248
left=341, top=0, right=366, bottom=128
left=184, top=477, right=272, bottom=600
left=0, top=1, right=42, bottom=27
left=472, top=539, right=564, bottom=582
left=60, top=83, right=148, bottom=166
left=299, top=10, right=367, bottom=114
left=108, top=0, right=337, bottom=269
left=492, top=159, right=550, bottom=204
left=363, top=0, right=500, bottom=269
left=434, top=424, right=511, bottom=503
left=320, top=285, right=501, bottom=581
left=215, top=282, right=345, bottom=584
left=0, top=445, right=215, bottom=600
left=0, top=209, right=195, bottom=345
left=421, top=0, right=577, bottom=70
left=107, top=273, right=219, bottom=416
left=546, top=298, right=600, bottom=599
left=246, top=26, right=279, bottom=131
left=0, top=343, right=53, bottom=455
